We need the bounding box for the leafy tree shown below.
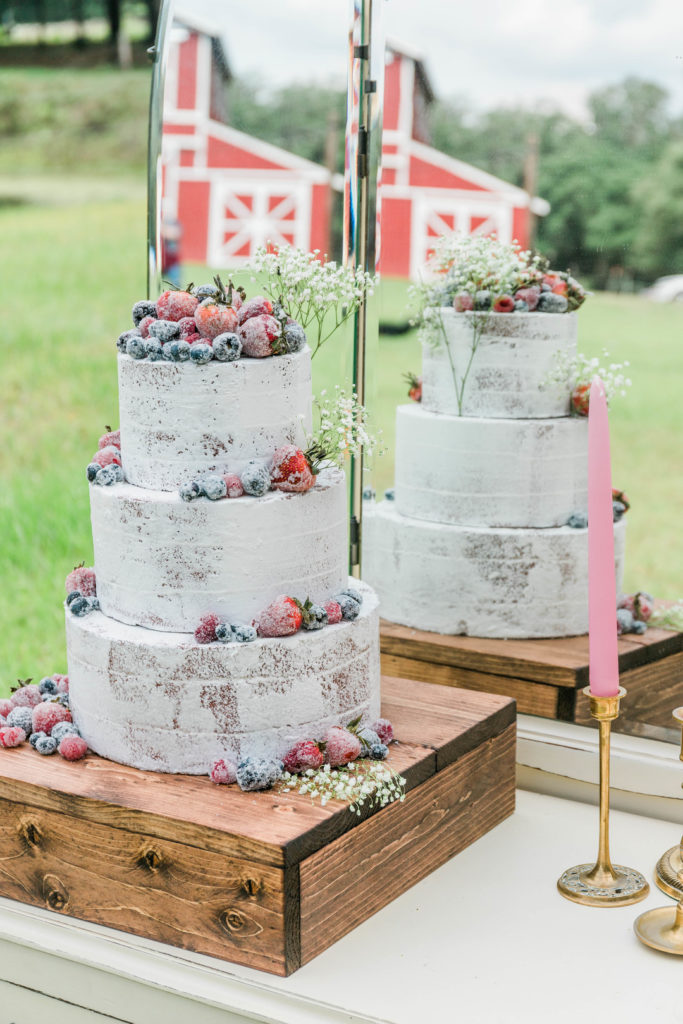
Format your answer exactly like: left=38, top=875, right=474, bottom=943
left=632, top=141, right=683, bottom=277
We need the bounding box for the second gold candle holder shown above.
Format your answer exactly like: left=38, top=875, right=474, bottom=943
left=557, top=686, right=650, bottom=907
left=654, top=708, right=683, bottom=901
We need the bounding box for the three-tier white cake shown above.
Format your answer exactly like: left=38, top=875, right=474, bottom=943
left=66, top=345, right=381, bottom=774
left=364, top=310, right=626, bottom=639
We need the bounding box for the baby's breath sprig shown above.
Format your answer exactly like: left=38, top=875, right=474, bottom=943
left=275, top=761, right=406, bottom=815
left=247, top=245, right=375, bottom=357
left=308, top=385, right=385, bottom=468
left=543, top=348, right=633, bottom=405
left=649, top=602, right=683, bottom=631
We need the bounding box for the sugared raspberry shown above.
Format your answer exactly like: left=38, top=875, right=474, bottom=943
left=156, top=290, right=199, bottom=322
left=195, top=299, right=238, bottom=340
left=53, top=674, right=69, bottom=693
left=0, top=726, right=26, bottom=748
left=11, top=683, right=42, bottom=708
left=323, top=600, right=343, bottom=624
left=33, top=700, right=72, bottom=735
left=98, top=429, right=120, bottom=450
left=185, top=332, right=203, bottom=345
left=177, top=316, right=197, bottom=338
left=92, top=446, right=121, bottom=468
left=0, top=699, right=13, bottom=717
left=270, top=445, right=315, bottom=493
left=65, top=565, right=97, bottom=597
left=210, top=758, right=237, bottom=784
left=238, top=314, right=281, bottom=358
left=372, top=718, right=394, bottom=744
left=194, top=614, right=220, bottom=644
left=256, top=596, right=303, bottom=638
left=237, top=296, right=273, bottom=325
left=283, top=740, right=324, bottom=774
left=138, top=315, right=156, bottom=338
left=222, top=474, right=244, bottom=498
left=59, top=735, right=88, bottom=761
left=324, top=727, right=362, bottom=767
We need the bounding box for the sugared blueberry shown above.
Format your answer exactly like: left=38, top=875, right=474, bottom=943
left=66, top=590, right=81, bottom=607
left=302, top=604, right=327, bottom=631
left=35, top=734, right=58, bottom=755
left=163, top=339, right=191, bottom=362
left=132, top=300, right=157, bottom=326
left=126, top=335, right=147, bottom=359
left=282, top=322, right=306, bottom=353
left=149, top=319, right=180, bottom=343
left=335, top=594, right=360, bottom=620
left=189, top=342, right=213, bottom=364
left=118, top=328, right=141, bottom=352
left=179, top=480, right=203, bottom=502
left=215, top=623, right=234, bottom=643
left=474, top=290, right=492, bottom=310
left=94, top=464, right=123, bottom=486
left=51, top=721, right=80, bottom=743
left=7, top=706, right=33, bottom=735
left=29, top=730, right=47, bottom=749
left=236, top=757, right=283, bottom=792
left=537, top=292, right=568, bottom=313
left=212, top=332, right=242, bottom=362
left=567, top=512, right=588, bottom=529
left=234, top=624, right=257, bottom=643
left=86, top=462, right=100, bottom=482
left=144, top=337, right=164, bottom=361
left=241, top=460, right=271, bottom=497
left=613, top=500, right=626, bottom=522
left=202, top=474, right=227, bottom=501
left=38, top=677, right=58, bottom=695
left=617, top=608, right=634, bottom=634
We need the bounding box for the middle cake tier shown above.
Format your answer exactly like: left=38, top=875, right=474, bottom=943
left=394, top=403, right=588, bottom=528
left=90, top=466, right=348, bottom=632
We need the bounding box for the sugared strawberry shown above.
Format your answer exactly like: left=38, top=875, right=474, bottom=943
left=98, top=428, right=120, bottom=450
left=515, top=286, right=541, bottom=311
left=210, top=758, right=237, bottom=784
left=177, top=316, right=198, bottom=338
left=0, top=726, right=26, bottom=748
left=10, top=681, right=42, bottom=708
left=570, top=383, right=590, bottom=416
left=138, top=315, right=156, bottom=338
left=156, top=289, right=199, bottom=322
left=324, top=726, right=362, bottom=767
left=0, top=699, right=13, bottom=718
left=195, top=299, right=238, bottom=340
left=238, top=314, right=282, bottom=358
left=324, top=600, right=342, bottom=624
left=256, top=596, right=303, bottom=638
left=194, top=614, right=220, bottom=645
left=92, top=445, right=122, bottom=468
left=59, top=735, right=88, bottom=761
left=372, top=718, right=394, bottom=745
left=237, top=296, right=273, bottom=325
left=453, top=293, right=474, bottom=312
left=222, top=474, right=244, bottom=498
left=270, top=445, right=316, bottom=493
left=403, top=372, right=422, bottom=402
left=65, top=565, right=97, bottom=597
left=33, top=700, right=71, bottom=735
left=493, top=295, right=515, bottom=313
left=283, top=740, right=324, bottom=774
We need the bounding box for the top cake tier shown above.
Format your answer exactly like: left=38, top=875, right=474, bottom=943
left=119, top=348, right=311, bottom=491
left=422, top=310, right=577, bottom=418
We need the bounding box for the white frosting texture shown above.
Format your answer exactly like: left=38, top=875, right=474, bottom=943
left=90, top=467, right=348, bottom=632
left=65, top=581, right=381, bottom=774
left=422, top=311, right=577, bottom=418
left=363, top=502, right=626, bottom=639
left=394, top=404, right=588, bottom=528
left=119, top=348, right=312, bottom=491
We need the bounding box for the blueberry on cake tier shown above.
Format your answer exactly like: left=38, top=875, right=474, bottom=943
left=364, top=240, right=626, bottom=639
left=65, top=282, right=380, bottom=774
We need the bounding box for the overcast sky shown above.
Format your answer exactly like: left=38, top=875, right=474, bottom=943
left=174, top=0, right=683, bottom=119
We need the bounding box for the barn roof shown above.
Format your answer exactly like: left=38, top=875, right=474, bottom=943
left=386, top=38, right=435, bottom=104
left=174, top=15, right=231, bottom=81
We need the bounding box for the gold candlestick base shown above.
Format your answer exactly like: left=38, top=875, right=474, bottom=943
left=634, top=902, right=683, bottom=955
left=654, top=708, right=683, bottom=900
left=558, top=686, right=649, bottom=907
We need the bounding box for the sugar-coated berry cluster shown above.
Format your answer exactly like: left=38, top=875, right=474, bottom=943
left=119, top=279, right=307, bottom=365
left=0, top=675, right=86, bottom=760
left=452, top=271, right=584, bottom=316
left=209, top=716, right=394, bottom=793
left=567, top=488, right=630, bottom=529
left=179, top=443, right=320, bottom=504
left=86, top=427, right=123, bottom=487
left=194, top=589, right=363, bottom=649
left=617, top=592, right=654, bottom=635
left=64, top=565, right=99, bottom=618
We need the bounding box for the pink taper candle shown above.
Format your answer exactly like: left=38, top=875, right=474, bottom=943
left=587, top=376, right=619, bottom=697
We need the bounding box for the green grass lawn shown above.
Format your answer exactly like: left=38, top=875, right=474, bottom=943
left=1, top=194, right=681, bottom=694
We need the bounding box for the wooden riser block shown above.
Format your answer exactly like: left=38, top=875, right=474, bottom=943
left=380, top=621, right=683, bottom=734
left=0, top=676, right=515, bottom=977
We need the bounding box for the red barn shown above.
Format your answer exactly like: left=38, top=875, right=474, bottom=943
left=162, top=17, right=332, bottom=267
left=380, top=42, right=548, bottom=279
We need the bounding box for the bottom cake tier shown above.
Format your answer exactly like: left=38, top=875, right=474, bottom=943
left=363, top=503, right=626, bottom=639
left=66, top=580, right=381, bottom=774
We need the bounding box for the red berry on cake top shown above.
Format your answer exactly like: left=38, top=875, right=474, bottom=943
left=493, top=295, right=515, bottom=313
left=238, top=314, right=282, bottom=358
left=323, top=599, right=342, bottom=625
left=92, top=446, right=122, bottom=468
left=237, top=296, right=273, bottom=325
left=65, top=564, right=97, bottom=597
left=98, top=427, right=120, bottom=450
left=156, top=289, right=199, bottom=322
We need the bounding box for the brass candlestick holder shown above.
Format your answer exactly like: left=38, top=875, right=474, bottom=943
left=654, top=708, right=683, bottom=900
left=558, top=686, right=650, bottom=907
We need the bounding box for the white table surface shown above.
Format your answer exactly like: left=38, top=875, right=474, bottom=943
left=0, top=790, right=681, bottom=1024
